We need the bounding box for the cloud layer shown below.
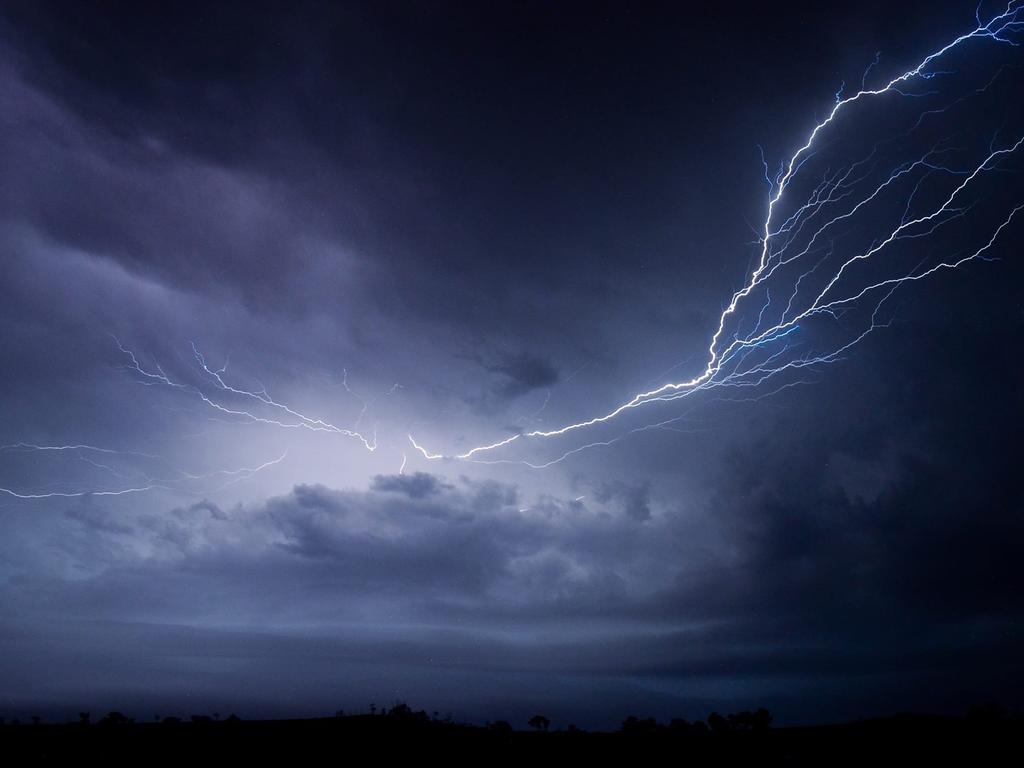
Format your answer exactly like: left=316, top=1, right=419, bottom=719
left=0, top=0, right=1022, bottom=728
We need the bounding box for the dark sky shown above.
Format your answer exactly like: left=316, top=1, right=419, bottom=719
left=1, top=1, right=1022, bottom=728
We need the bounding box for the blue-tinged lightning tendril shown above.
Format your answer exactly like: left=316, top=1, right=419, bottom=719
left=0, top=443, right=286, bottom=500
left=410, top=2, right=1024, bottom=467
left=2, top=339, right=390, bottom=501
left=113, top=337, right=377, bottom=451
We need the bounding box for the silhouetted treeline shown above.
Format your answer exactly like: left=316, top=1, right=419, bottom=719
left=620, top=707, right=772, bottom=735
left=1, top=703, right=1022, bottom=765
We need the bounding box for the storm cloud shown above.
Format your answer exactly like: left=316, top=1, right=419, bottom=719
left=0, top=0, right=1022, bottom=729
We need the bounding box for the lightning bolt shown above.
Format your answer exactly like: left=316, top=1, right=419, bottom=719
left=1, top=443, right=164, bottom=460
left=409, top=2, right=1024, bottom=466
left=114, top=337, right=378, bottom=451
left=6, top=5, right=1021, bottom=486
left=0, top=446, right=287, bottom=500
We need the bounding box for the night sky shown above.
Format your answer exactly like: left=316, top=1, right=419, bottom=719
left=1, top=1, right=1023, bottom=728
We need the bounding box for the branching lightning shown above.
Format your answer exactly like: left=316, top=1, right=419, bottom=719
left=1, top=339, right=395, bottom=502
left=409, top=2, right=1024, bottom=467
left=0, top=443, right=286, bottom=500
left=4, top=4, right=1022, bottom=492
left=114, top=338, right=378, bottom=451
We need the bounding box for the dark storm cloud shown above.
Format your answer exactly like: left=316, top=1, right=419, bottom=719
left=0, top=47, right=349, bottom=310
left=0, top=0, right=786, bottom=342
left=8, top=362, right=1024, bottom=722
left=7, top=475, right=667, bottom=630
left=483, top=352, right=560, bottom=400
left=65, top=505, right=136, bottom=536
left=1, top=0, right=1022, bottom=730
left=371, top=471, right=449, bottom=498
left=594, top=479, right=652, bottom=522
left=0, top=0, right=979, bottom=340
left=182, top=500, right=230, bottom=521
left=455, top=349, right=561, bottom=411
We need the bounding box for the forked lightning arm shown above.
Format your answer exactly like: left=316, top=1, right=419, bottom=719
left=410, top=2, right=1024, bottom=464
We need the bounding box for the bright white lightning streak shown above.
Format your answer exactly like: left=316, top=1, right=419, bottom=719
left=0, top=451, right=287, bottom=500
left=408, top=435, right=443, bottom=461
left=114, top=337, right=377, bottom=451
left=0, top=443, right=163, bottom=460
left=410, top=2, right=1024, bottom=464
left=411, top=407, right=713, bottom=469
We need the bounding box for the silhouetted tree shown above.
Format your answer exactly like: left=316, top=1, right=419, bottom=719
left=707, top=712, right=729, bottom=733
left=388, top=702, right=429, bottom=721
left=528, top=714, right=550, bottom=732
left=78, top=713, right=90, bottom=726
left=99, top=712, right=130, bottom=726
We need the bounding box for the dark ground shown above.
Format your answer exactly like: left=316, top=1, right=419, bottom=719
left=1, top=709, right=1020, bottom=765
